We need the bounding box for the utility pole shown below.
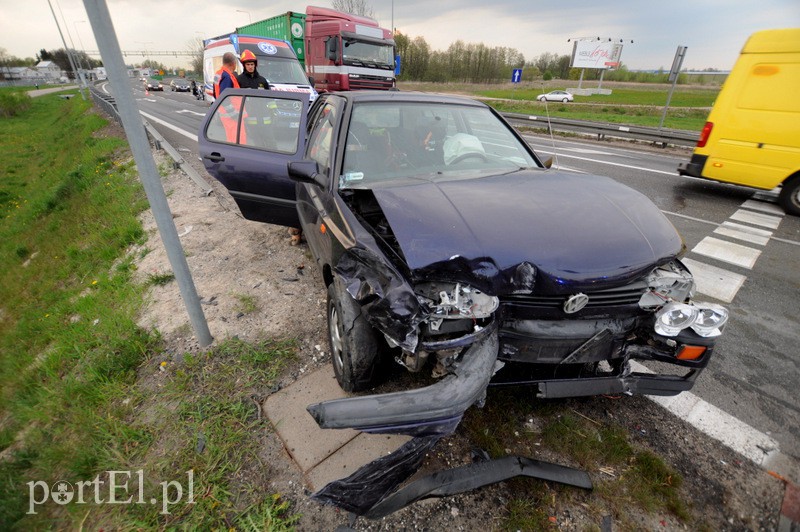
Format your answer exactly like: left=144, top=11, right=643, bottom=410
left=82, top=0, right=213, bottom=347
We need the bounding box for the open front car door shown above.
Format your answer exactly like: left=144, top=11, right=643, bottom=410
left=198, top=89, right=310, bottom=227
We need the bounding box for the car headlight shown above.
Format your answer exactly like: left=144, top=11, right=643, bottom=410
left=639, top=261, right=695, bottom=308
left=416, top=282, right=499, bottom=320
left=654, top=301, right=728, bottom=338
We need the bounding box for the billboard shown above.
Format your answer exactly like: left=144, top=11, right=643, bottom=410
left=571, top=40, right=624, bottom=70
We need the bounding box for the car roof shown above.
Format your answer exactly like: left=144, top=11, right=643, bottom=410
left=328, top=90, right=489, bottom=108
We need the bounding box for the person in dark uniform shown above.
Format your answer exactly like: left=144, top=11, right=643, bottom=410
left=236, top=50, right=270, bottom=90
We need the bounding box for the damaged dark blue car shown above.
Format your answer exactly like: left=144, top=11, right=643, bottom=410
left=199, top=89, right=728, bottom=515
left=199, top=88, right=727, bottom=435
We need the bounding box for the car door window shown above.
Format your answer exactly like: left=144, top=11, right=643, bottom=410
left=205, top=94, right=302, bottom=154
left=307, top=102, right=337, bottom=175
left=206, top=95, right=245, bottom=144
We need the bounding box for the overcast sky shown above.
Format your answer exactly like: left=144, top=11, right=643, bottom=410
left=2, top=1, right=799, bottom=71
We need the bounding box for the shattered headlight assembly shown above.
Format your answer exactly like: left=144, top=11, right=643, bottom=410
left=415, top=282, right=499, bottom=321
left=639, top=261, right=695, bottom=308
left=654, top=301, right=728, bottom=338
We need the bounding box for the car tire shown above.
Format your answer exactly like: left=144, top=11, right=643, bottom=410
left=327, top=277, right=391, bottom=392
left=778, top=174, right=800, bottom=216
left=562, top=98, right=569, bottom=103
left=538, top=96, right=546, bottom=102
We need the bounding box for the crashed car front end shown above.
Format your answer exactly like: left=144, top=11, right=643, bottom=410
left=310, top=242, right=727, bottom=435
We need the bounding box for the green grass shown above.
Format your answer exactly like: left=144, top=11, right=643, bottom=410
left=399, top=80, right=717, bottom=131
left=0, top=94, right=300, bottom=529
left=461, top=390, right=691, bottom=529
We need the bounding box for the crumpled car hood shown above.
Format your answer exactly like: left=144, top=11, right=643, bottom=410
left=371, top=170, right=683, bottom=292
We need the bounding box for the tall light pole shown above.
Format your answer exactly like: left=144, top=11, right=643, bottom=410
left=46, top=0, right=86, bottom=98
left=74, top=20, right=87, bottom=52
left=236, top=9, right=252, bottom=24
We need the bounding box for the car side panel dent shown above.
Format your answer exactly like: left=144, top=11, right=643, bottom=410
left=335, top=246, right=424, bottom=352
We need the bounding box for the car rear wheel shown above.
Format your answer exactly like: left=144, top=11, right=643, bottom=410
left=327, top=277, right=391, bottom=392
left=778, top=174, right=800, bottom=216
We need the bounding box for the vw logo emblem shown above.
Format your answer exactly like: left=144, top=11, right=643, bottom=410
left=563, top=293, right=589, bottom=314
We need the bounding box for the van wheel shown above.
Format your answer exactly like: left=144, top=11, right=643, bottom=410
left=778, top=175, right=800, bottom=216
left=327, top=277, right=391, bottom=392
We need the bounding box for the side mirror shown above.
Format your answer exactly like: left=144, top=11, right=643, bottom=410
left=543, top=156, right=553, bottom=169
left=288, top=160, right=325, bottom=187
left=326, top=38, right=339, bottom=64
left=307, top=75, right=315, bottom=86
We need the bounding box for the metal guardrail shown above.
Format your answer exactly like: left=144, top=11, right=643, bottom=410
left=89, top=86, right=212, bottom=194
left=501, top=112, right=701, bottom=148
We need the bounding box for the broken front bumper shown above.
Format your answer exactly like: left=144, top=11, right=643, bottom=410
left=307, top=331, right=499, bottom=436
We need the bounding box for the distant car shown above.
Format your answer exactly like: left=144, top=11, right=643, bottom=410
left=536, top=90, right=574, bottom=103
left=145, top=79, right=163, bottom=91
left=170, top=78, right=191, bottom=92
left=198, top=89, right=727, bottom=437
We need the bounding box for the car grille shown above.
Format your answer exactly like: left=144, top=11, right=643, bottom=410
left=349, top=76, right=394, bottom=90
left=500, top=281, right=647, bottom=318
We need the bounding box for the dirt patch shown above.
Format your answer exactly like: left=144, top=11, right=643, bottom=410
left=130, top=146, right=786, bottom=530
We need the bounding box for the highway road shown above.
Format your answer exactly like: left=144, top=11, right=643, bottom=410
left=100, top=78, right=800, bottom=472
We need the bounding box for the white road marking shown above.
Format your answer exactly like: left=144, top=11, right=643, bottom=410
left=692, top=236, right=761, bottom=269
left=682, top=258, right=747, bottom=302
left=177, top=109, right=206, bottom=117
left=537, top=152, right=676, bottom=175
left=714, top=224, right=771, bottom=246
left=730, top=209, right=783, bottom=229
left=632, top=360, right=780, bottom=467
left=140, top=111, right=198, bottom=142
left=741, top=199, right=784, bottom=215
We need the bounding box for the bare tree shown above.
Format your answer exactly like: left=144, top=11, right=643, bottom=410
left=331, top=0, right=374, bottom=18
left=186, top=37, right=204, bottom=76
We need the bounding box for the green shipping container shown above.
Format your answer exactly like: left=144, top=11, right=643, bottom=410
left=236, top=12, right=307, bottom=68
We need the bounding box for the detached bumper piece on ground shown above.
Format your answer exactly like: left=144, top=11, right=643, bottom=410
left=311, top=435, right=592, bottom=520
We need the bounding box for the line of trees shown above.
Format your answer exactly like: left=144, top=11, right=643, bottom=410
left=393, top=31, right=572, bottom=83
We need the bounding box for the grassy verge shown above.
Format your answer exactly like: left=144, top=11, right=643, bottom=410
left=461, top=390, right=700, bottom=530
left=399, top=81, right=717, bottom=131
left=0, top=92, right=299, bottom=529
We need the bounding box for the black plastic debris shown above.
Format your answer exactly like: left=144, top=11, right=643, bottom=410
left=311, top=435, right=442, bottom=515
left=312, top=435, right=592, bottom=520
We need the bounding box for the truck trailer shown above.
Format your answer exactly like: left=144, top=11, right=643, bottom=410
left=236, top=6, right=396, bottom=92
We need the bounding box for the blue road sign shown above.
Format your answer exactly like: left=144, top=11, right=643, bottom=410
left=512, top=68, right=523, bottom=83
left=395, top=55, right=401, bottom=76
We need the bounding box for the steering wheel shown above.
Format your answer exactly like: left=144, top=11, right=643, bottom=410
left=448, top=152, right=488, bottom=165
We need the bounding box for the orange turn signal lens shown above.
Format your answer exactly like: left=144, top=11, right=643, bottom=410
left=320, top=223, right=326, bottom=234
left=677, top=345, right=706, bottom=360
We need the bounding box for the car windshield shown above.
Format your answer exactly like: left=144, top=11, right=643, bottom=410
left=342, top=39, right=394, bottom=69
left=258, top=56, right=309, bottom=85
left=340, top=101, right=539, bottom=190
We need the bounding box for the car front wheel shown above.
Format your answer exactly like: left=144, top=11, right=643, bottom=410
left=538, top=96, right=546, bottom=102
left=562, top=98, right=569, bottom=103
left=778, top=174, right=800, bottom=216
left=327, top=277, right=391, bottom=392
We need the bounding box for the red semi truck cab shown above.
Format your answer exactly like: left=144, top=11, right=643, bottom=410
left=304, top=6, right=396, bottom=92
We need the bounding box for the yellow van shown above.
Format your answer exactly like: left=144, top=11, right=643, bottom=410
left=678, top=28, right=800, bottom=215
